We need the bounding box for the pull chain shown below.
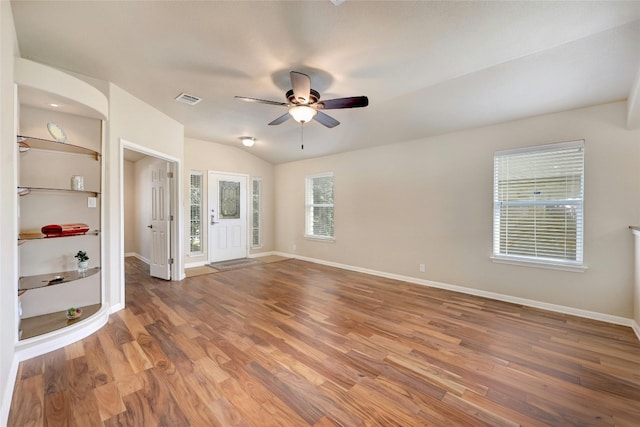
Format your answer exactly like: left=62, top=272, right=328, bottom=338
left=300, top=122, right=304, bottom=150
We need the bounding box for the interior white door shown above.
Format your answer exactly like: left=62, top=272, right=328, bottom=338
left=208, top=172, right=248, bottom=263
left=150, top=162, right=171, bottom=279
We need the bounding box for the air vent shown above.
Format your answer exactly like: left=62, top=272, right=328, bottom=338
left=175, top=92, right=202, bottom=106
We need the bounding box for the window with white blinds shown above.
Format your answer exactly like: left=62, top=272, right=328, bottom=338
left=493, top=140, right=584, bottom=267
left=252, top=178, right=262, bottom=248
left=305, top=172, right=334, bottom=240
left=189, top=171, right=203, bottom=254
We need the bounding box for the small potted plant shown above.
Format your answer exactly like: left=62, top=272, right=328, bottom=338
left=75, top=250, right=89, bottom=273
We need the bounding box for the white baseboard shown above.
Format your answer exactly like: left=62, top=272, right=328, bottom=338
left=249, top=251, right=278, bottom=259
left=632, top=320, right=640, bottom=342
left=125, top=252, right=148, bottom=263
left=131, top=254, right=151, bottom=264
left=281, top=252, right=635, bottom=331
left=0, top=356, right=19, bottom=427
left=184, top=260, right=207, bottom=269
left=109, top=302, right=125, bottom=314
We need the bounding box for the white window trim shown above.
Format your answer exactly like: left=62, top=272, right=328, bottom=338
left=492, top=140, right=585, bottom=271
left=491, top=255, right=587, bottom=272
left=305, top=172, right=335, bottom=242
left=189, top=170, right=204, bottom=255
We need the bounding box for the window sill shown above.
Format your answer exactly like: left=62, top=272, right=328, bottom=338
left=491, top=255, right=587, bottom=272
left=304, top=235, right=335, bottom=243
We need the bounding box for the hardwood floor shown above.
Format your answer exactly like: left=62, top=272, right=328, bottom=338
left=9, top=257, right=640, bottom=426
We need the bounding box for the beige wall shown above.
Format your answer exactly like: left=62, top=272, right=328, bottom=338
left=105, top=84, right=184, bottom=309
left=123, top=159, right=135, bottom=254
left=275, top=101, right=640, bottom=319
left=184, top=137, right=275, bottom=265
left=0, top=2, right=18, bottom=422
left=19, top=106, right=101, bottom=152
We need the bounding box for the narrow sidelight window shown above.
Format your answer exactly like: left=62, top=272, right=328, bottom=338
left=252, top=177, right=262, bottom=248
left=189, top=171, right=203, bottom=254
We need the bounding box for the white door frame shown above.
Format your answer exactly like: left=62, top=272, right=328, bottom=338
left=119, top=139, right=183, bottom=308
left=207, top=171, right=250, bottom=263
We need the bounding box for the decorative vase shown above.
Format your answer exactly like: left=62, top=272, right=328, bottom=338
left=71, top=175, right=84, bottom=191
left=77, top=260, right=88, bottom=273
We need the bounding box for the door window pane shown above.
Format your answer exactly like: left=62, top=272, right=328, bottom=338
left=219, top=181, right=241, bottom=219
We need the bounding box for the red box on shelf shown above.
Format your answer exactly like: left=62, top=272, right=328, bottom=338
left=41, top=223, right=90, bottom=237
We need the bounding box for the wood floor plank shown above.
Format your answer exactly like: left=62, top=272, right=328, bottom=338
left=43, top=349, right=68, bottom=395
left=63, top=341, right=85, bottom=361
left=244, top=360, right=325, bottom=425
left=42, top=390, right=70, bottom=427
left=97, top=327, right=134, bottom=379
left=93, top=382, right=126, bottom=421
left=121, top=340, right=153, bottom=373
left=8, top=257, right=640, bottom=426
left=8, top=374, right=44, bottom=427
left=82, top=334, right=114, bottom=387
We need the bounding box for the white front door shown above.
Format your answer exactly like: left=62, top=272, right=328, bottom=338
left=208, top=172, right=248, bottom=263
left=150, top=162, right=171, bottom=279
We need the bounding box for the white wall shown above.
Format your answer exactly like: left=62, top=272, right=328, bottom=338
left=105, top=84, right=184, bottom=311
left=275, top=101, right=640, bottom=319
left=0, top=2, right=18, bottom=424
left=184, top=137, right=275, bottom=266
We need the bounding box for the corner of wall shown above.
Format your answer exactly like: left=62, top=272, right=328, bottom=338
left=0, top=1, right=19, bottom=424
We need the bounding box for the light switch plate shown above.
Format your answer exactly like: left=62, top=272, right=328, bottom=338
left=88, top=197, right=97, bottom=208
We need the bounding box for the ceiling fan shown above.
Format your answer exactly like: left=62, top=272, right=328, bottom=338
left=235, top=71, right=369, bottom=129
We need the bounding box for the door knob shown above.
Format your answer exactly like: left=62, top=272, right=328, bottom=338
left=147, top=225, right=153, bottom=229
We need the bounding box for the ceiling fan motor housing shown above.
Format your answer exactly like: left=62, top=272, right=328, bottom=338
left=286, top=88, right=320, bottom=106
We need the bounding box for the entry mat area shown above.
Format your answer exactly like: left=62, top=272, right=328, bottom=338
left=185, top=255, right=291, bottom=278
left=207, top=258, right=263, bottom=271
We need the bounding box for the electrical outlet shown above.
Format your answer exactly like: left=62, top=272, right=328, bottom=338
left=292, top=244, right=297, bottom=252
left=419, top=263, right=425, bottom=273
left=87, top=197, right=97, bottom=208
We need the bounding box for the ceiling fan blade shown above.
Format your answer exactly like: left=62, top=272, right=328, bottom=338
left=313, top=111, right=340, bottom=128
left=268, top=112, right=291, bottom=126
left=235, top=96, right=287, bottom=106
left=290, top=71, right=311, bottom=104
left=318, top=96, right=369, bottom=110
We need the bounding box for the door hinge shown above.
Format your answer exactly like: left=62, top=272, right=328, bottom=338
left=169, top=215, right=174, bottom=221
left=167, top=172, right=174, bottom=179
left=168, top=258, right=174, bottom=265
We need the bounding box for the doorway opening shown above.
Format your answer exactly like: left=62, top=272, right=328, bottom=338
left=121, top=141, right=180, bottom=283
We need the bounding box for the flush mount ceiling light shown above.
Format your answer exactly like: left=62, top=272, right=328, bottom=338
left=240, top=136, right=255, bottom=147
left=288, top=105, right=317, bottom=124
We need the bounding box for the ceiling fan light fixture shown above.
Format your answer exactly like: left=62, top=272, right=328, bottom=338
left=289, top=105, right=317, bottom=124
left=240, top=136, right=255, bottom=147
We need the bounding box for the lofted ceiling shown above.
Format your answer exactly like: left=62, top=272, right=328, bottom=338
left=10, top=1, right=640, bottom=164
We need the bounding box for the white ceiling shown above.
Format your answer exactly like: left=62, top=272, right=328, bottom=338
left=10, top=1, right=640, bottom=164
